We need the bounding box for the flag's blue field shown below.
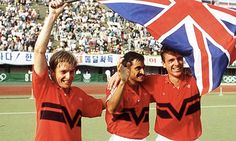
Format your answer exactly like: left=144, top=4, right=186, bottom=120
left=99, top=0, right=236, bottom=95
left=0, top=93, right=236, bottom=141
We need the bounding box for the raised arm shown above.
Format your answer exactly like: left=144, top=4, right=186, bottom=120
left=106, top=61, right=130, bottom=114
left=34, top=0, right=67, bottom=76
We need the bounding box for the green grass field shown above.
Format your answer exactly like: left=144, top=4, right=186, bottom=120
left=0, top=93, right=236, bottom=141
left=0, top=2, right=235, bottom=140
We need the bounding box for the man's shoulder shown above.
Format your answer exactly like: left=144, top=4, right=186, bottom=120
left=145, top=74, right=166, bottom=80
left=71, top=86, right=87, bottom=95
left=142, top=74, right=163, bottom=87
left=184, top=73, right=196, bottom=81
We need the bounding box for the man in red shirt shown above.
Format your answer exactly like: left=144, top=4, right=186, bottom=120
left=32, top=1, right=105, bottom=141
left=106, top=51, right=153, bottom=141
left=109, top=46, right=201, bottom=141
left=143, top=46, right=201, bottom=141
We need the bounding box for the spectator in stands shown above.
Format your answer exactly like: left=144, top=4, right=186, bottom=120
left=0, top=0, right=162, bottom=54
left=32, top=1, right=105, bottom=141
left=0, top=3, right=40, bottom=52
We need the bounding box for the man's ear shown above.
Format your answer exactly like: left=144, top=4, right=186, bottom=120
left=162, top=61, right=166, bottom=68
left=49, top=69, right=55, bottom=77
left=126, top=61, right=131, bottom=70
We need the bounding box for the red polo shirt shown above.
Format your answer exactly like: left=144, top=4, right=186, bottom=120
left=105, top=83, right=151, bottom=139
left=32, top=69, right=103, bottom=141
left=143, top=74, right=202, bottom=141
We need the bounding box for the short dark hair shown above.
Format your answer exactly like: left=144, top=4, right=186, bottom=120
left=160, top=45, right=183, bottom=62
left=122, top=51, right=144, bottom=66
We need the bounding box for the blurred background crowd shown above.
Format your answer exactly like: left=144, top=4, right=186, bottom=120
left=0, top=0, right=162, bottom=55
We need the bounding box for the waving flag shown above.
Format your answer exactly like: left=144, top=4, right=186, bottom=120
left=99, top=0, right=236, bottom=95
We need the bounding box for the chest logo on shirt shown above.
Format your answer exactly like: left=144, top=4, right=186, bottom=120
left=40, top=102, right=81, bottom=129
left=156, top=94, right=200, bottom=121
left=112, top=107, right=149, bottom=125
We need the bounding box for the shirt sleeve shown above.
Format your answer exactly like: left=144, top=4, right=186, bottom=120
left=142, top=74, right=159, bottom=96
left=32, top=67, right=50, bottom=99
left=81, top=92, right=103, bottom=117
left=105, top=86, right=124, bottom=113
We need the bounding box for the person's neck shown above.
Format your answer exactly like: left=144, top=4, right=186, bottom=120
left=63, top=88, right=71, bottom=95
left=127, top=81, right=139, bottom=93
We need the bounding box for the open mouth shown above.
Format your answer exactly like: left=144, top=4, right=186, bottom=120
left=173, top=67, right=182, bottom=72
left=137, top=74, right=145, bottom=79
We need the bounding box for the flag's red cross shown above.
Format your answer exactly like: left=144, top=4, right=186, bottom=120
left=143, top=0, right=236, bottom=94
left=100, top=0, right=236, bottom=94
left=147, top=0, right=236, bottom=62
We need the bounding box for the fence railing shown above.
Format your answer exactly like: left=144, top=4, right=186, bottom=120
left=0, top=72, right=236, bottom=84
left=0, top=72, right=108, bottom=83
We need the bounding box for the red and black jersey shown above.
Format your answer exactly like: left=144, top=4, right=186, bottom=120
left=32, top=69, right=103, bottom=141
left=143, top=74, right=202, bottom=141
left=105, top=83, right=151, bottom=139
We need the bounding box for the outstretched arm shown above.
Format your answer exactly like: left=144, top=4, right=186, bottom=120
left=34, top=0, right=67, bottom=76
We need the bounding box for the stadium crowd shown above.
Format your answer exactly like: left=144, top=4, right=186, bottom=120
left=0, top=0, right=162, bottom=55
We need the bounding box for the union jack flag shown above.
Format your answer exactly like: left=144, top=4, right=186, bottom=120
left=99, top=0, right=236, bottom=95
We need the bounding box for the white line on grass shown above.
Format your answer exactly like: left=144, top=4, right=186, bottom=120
left=202, top=105, right=236, bottom=108
left=150, top=104, right=236, bottom=110
left=0, top=112, right=35, bottom=115
left=1, top=105, right=236, bottom=115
